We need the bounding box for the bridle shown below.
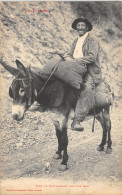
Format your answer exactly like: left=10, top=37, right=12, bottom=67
left=10, top=68, right=33, bottom=107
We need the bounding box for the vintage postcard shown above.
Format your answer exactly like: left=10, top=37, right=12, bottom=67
left=0, top=1, right=122, bottom=195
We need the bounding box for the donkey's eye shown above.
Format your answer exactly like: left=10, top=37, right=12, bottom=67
left=19, top=88, right=25, bottom=96
left=9, top=87, right=13, bottom=98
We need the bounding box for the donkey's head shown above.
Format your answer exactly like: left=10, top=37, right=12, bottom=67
left=1, top=59, right=36, bottom=121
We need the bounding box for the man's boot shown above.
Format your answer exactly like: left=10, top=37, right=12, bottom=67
left=71, top=119, right=84, bottom=132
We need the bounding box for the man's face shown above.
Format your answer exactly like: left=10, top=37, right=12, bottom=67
left=76, top=22, right=88, bottom=37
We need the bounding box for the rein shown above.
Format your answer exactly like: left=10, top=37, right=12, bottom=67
left=10, top=60, right=62, bottom=106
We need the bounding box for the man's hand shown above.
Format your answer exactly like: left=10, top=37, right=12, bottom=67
left=64, top=55, right=76, bottom=62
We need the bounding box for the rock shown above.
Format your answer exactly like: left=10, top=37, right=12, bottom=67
left=16, top=142, right=23, bottom=147
left=19, top=159, right=23, bottom=163
left=45, top=162, right=50, bottom=168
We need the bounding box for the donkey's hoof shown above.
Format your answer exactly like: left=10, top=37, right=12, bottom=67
left=58, top=164, right=67, bottom=171
left=53, top=153, right=62, bottom=160
left=97, top=146, right=104, bottom=151
left=106, top=148, right=112, bottom=154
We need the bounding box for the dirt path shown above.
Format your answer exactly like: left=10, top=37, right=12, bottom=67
left=0, top=74, right=122, bottom=195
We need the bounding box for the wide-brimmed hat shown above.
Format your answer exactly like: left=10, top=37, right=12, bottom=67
left=72, top=18, right=92, bottom=31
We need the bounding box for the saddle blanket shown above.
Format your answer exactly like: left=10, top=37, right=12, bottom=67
left=39, top=56, right=87, bottom=89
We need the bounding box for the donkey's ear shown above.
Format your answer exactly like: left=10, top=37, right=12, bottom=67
left=0, top=56, right=18, bottom=76
left=15, top=59, right=27, bottom=76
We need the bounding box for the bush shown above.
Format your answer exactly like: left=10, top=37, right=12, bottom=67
left=70, top=2, right=122, bottom=30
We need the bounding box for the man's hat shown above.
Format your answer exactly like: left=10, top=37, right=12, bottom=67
left=72, top=18, right=92, bottom=31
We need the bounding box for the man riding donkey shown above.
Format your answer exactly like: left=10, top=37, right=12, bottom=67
left=64, top=18, right=103, bottom=131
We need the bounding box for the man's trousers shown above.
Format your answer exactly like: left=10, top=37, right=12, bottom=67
left=74, top=74, right=95, bottom=121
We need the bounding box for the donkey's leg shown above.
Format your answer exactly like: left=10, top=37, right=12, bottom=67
left=96, top=111, right=107, bottom=151
left=51, top=113, right=69, bottom=166
left=53, top=120, right=62, bottom=160
left=58, top=116, right=68, bottom=171
left=59, top=123, right=68, bottom=171
left=103, top=106, right=112, bottom=154
left=96, top=106, right=112, bottom=153
left=61, top=124, right=68, bottom=163
left=55, top=114, right=69, bottom=171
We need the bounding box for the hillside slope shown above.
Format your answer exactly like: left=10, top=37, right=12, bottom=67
left=0, top=1, right=122, bottom=100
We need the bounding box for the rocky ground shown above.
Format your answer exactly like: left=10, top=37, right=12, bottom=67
left=0, top=69, right=122, bottom=195
left=0, top=1, right=122, bottom=195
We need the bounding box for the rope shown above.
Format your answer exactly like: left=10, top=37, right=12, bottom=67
left=37, top=60, right=63, bottom=97
left=92, top=87, right=96, bottom=133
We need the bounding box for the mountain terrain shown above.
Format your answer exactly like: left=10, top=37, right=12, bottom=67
left=0, top=2, right=122, bottom=195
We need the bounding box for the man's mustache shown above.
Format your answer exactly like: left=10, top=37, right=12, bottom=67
left=77, top=29, right=85, bottom=31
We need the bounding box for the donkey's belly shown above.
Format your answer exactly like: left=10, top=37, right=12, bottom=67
left=88, top=106, right=103, bottom=117
left=70, top=106, right=103, bottom=121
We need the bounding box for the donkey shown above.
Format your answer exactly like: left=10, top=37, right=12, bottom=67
left=0, top=59, right=112, bottom=171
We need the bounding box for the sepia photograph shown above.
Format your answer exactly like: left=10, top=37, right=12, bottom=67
left=0, top=1, right=122, bottom=194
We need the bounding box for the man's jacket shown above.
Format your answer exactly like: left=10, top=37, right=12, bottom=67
left=69, top=34, right=102, bottom=84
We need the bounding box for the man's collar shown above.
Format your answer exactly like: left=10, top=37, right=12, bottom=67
left=82, top=33, right=90, bottom=47
left=78, top=32, right=89, bottom=39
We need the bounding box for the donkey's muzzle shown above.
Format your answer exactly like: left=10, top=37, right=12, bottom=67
left=13, top=113, right=23, bottom=121
left=12, top=104, right=25, bottom=121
